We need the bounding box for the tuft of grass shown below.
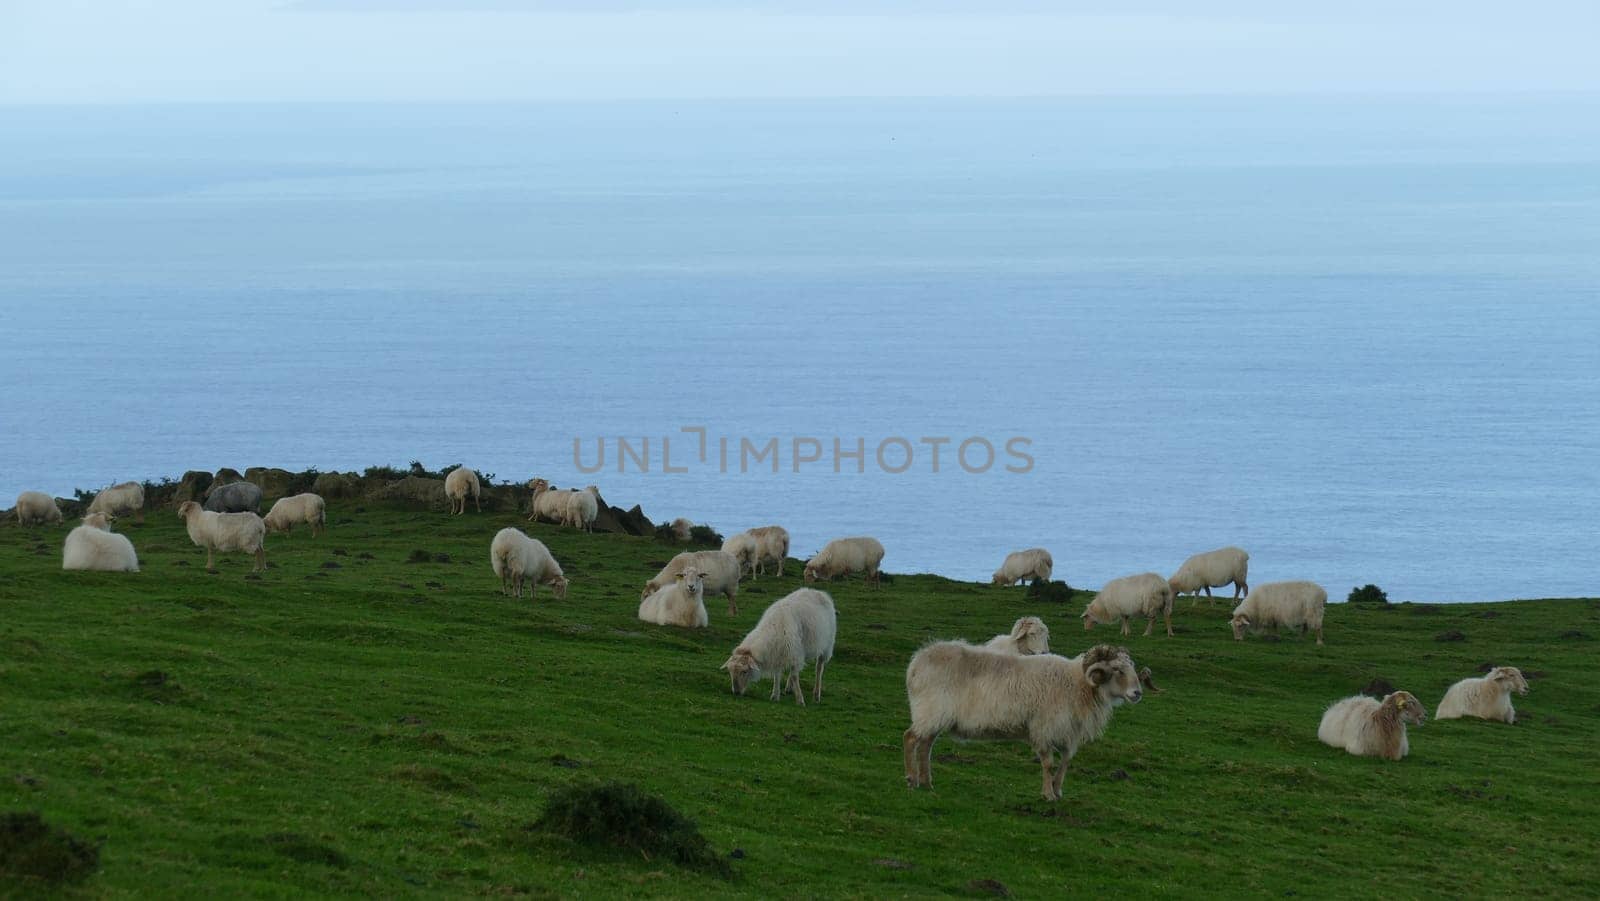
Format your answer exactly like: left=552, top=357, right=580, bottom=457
left=0, top=812, right=100, bottom=885
left=532, top=782, right=731, bottom=877
left=1024, top=579, right=1075, bottom=604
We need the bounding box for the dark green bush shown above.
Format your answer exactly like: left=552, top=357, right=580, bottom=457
left=1348, top=584, right=1389, bottom=605
left=533, top=782, right=730, bottom=876
left=0, top=812, right=100, bottom=885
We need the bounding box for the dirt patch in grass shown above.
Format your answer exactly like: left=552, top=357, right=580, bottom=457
left=263, top=833, right=349, bottom=868
left=967, top=877, right=1012, bottom=897
left=530, top=782, right=731, bottom=877
left=0, top=812, right=100, bottom=885
left=1435, top=630, right=1466, bottom=642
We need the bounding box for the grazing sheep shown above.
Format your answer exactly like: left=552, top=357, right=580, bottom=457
left=984, top=616, right=1051, bottom=655
left=903, top=643, right=1154, bottom=801
left=86, top=481, right=144, bottom=522
left=262, top=493, right=326, bottom=536
left=671, top=517, right=694, bottom=542
left=638, top=567, right=710, bottom=628
left=1231, top=581, right=1327, bottom=645
left=1318, top=691, right=1426, bottom=760
left=1081, top=573, right=1174, bottom=637
left=722, top=531, right=759, bottom=576
left=15, top=491, right=63, bottom=526
left=722, top=588, right=837, bottom=704
left=445, top=467, right=481, bottom=515
left=1169, top=545, right=1249, bottom=604
left=1437, top=667, right=1529, bottom=724
left=749, top=525, right=790, bottom=577
left=526, top=478, right=575, bottom=524
left=203, top=480, right=263, bottom=514
left=176, top=500, right=266, bottom=572
left=803, top=536, right=885, bottom=586
left=992, top=548, right=1053, bottom=587
left=563, top=485, right=599, bottom=531
left=62, top=514, right=139, bottom=572
left=643, top=550, right=742, bottom=616
left=489, top=527, right=569, bottom=601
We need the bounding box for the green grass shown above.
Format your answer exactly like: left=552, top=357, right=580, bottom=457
left=2, top=506, right=1598, bottom=898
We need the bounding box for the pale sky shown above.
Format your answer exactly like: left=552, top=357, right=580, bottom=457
left=2, top=0, right=1597, bottom=104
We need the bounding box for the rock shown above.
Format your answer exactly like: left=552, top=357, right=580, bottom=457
left=212, top=468, right=245, bottom=492
left=312, top=471, right=359, bottom=499
left=369, top=476, right=447, bottom=509
left=245, top=467, right=297, bottom=500
left=172, top=470, right=213, bottom=505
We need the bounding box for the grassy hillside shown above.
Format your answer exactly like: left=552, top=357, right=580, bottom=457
left=2, top=505, right=1597, bottom=898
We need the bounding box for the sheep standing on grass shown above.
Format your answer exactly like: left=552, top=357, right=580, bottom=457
left=984, top=616, right=1051, bottom=655
left=1231, top=581, right=1327, bottom=645
left=86, top=481, right=144, bottom=523
left=526, top=478, right=573, bottom=524
left=749, top=526, right=790, bottom=578
left=638, top=567, right=710, bottom=628
left=263, top=493, right=327, bottom=536
left=721, top=588, right=836, bottom=704
left=1437, top=667, right=1529, bottom=724
left=563, top=485, right=599, bottom=531
left=803, top=536, right=885, bottom=586
left=15, top=491, right=63, bottom=526
left=62, top=513, right=139, bottom=572
left=903, top=643, right=1155, bottom=801
left=1081, top=573, right=1174, bottom=637
left=643, top=550, right=741, bottom=616
left=722, top=531, right=759, bottom=576
left=992, top=548, right=1053, bottom=587
left=1318, top=691, right=1426, bottom=760
left=177, top=501, right=266, bottom=572
left=204, top=480, right=262, bottom=514
left=489, top=527, right=568, bottom=600
left=1169, top=546, right=1249, bottom=604
left=444, top=467, right=481, bottom=515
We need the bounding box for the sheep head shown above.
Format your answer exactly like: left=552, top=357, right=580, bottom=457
left=1492, top=667, right=1529, bottom=695
left=676, top=567, right=706, bottom=599
left=82, top=512, right=111, bottom=531
left=721, top=647, right=760, bottom=695
left=1230, top=613, right=1250, bottom=640
left=547, top=575, right=570, bottom=600
left=1083, top=645, right=1143, bottom=705
left=176, top=501, right=201, bottom=521
left=991, top=572, right=1009, bottom=586
left=1080, top=599, right=1108, bottom=631
left=802, top=563, right=820, bottom=583
left=1012, top=616, right=1050, bottom=655
left=1386, top=691, right=1427, bottom=726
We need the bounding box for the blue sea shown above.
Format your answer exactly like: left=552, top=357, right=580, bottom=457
left=2, top=96, right=1597, bottom=601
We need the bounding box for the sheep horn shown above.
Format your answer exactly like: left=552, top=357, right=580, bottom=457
left=1138, top=666, right=1162, bottom=693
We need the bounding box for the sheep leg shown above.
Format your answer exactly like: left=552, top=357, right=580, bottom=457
left=813, top=657, right=826, bottom=702
left=205, top=548, right=215, bottom=572
left=916, top=735, right=936, bottom=787
left=1120, top=617, right=1131, bottom=637
left=1164, top=607, right=1174, bottom=637
left=726, top=589, right=738, bottom=618
left=1038, top=749, right=1058, bottom=801
left=1143, top=616, right=1154, bottom=637
left=1050, top=751, right=1071, bottom=798
left=474, top=493, right=481, bottom=513
left=790, top=672, right=805, bottom=706
left=903, top=729, right=922, bottom=788
left=254, top=548, right=266, bottom=572
left=769, top=671, right=783, bottom=701
left=1315, top=625, right=1324, bottom=646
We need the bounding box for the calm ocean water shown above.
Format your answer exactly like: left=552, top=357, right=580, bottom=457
left=2, top=97, right=1597, bottom=601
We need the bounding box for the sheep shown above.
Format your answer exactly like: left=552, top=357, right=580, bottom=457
left=62, top=514, right=139, bottom=572
left=1168, top=545, right=1249, bottom=604
left=563, top=485, right=599, bottom=531
left=262, top=493, right=326, bottom=536
left=1437, top=667, right=1529, bottom=724
left=638, top=567, right=710, bottom=628
left=445, top=467, right=481, bottom=515
left=15, top=491, right=63, bottom=526
left=903, top=643, right=1156, bottom=801
left=176, top=500, right=266, bottom=572
left=803, top=536, right=885, bottom=586
left=722, top=531, right=759, bottom=576
left=749, top=525, right=790, bottom=577
left=1318, top=691, right=1426, bottom=760
left=1081, top=572, right=1173, bottom=637
left=526, top=478, right=575, bottom=524
left=489, top=527, right=569, bottom=601
left=86, top=481, right=144, bottom=522
left=984, top=616, right=1051, bottom=655
left=643, top=550, right=741, bottom=616
left=203, top=480, right=263, bottom=514
left=670, top=517, right=694, bottom=542
left=992, top=548, right=1053, bottom=587
left=1231, top=581, right=1327, bottom=645
left=721, top=588, right=837, bottom=704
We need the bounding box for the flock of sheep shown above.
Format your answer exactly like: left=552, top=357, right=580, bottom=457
left=17, top=475, right=1532, bottom=802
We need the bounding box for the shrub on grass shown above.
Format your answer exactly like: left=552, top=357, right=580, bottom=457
left=0, top=812, right=99, bottom=885
left=1025, top=579, right=1075, bottom=604
left=1348, top=584, right=1389, bottom=606
left=533, top=782, right=730, bottom=877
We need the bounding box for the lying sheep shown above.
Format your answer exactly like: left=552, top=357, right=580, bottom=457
left=489, top=527, right=569, bottom=600
left=749, top=525, right=790, bottom=578
left=62, top=513, right=139, bottom=572
left=263, top=493, right=326, bottom=536
left=638, top=567, right=710, bottom=628
left=526, top=478, right=574, bottom=524
left=1437, top=667, right=1529, bottom=724
left=803, top=536, right=885, bottom=586
left=445, top=467, right=481, bottom=515
left=722, top=588, right=836, bottom=704
left=1082, top=573, right=1173, bottom=637
left=86, top=481, right=144, bottom=522
left=904, top=643, right=1155, bottom=801
left=15, top=491, right=63, bottom=526
left=1318, top=691, right=1426, bottom=760
left=984, top=616, right=1051, bottom=655
left=1168, top=545, right=1249, bottom=604
left=563, top=485, right=599, bottom=531
left=1231, top=581, right=1327, bottom=645
left=992, top=548, right=1053, bottom=587
left=203, top=480, right=263, bottom=514
left=643, top=550, right=741, bottom=616
left=177, top=500, right=266, bottom=572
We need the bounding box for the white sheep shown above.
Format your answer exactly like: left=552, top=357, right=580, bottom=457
left=1081, top=572, right=1174, bottom=637
left=1168, top=545, right=1249, bottom=604
left=176, top=500, right=267, bottom=572
left=262, top=493, right=326, bottom=536
left=62, top=513, right=139, bottom=572
left=643, top=550, right=741, bottom=616
left=563, top=485, right=599, bottom=531
left=749, top=525, right=790, bottom=578
left=489, top=527, right=569, bottom=601
left=803, top=536, right=884, bottom=586
left=1318, top=691, right=1426, bottom=760
left=638, top=567, right=710, bottom=628
left=721, top=588, right=836, bottom=704
left=86, top=481, right=145, bottom=523
left=722, top=531, right=759, bottom=576
left=670, top=517, right=694, bottom=542
left=15, top=491, right=63, bottom=526
left=984, top=616, right=1051, bottom=655
left=992, top=548, right=1053, bottom=587
left=526, top=478, right=574, bottom=524
left=444, top=467, right=481, bottom=515
left=1231, top=581, right=1327, bottom=645
left=903, top=643, right=1155, bottom=801
left=1437, top=667, right=1529, bottom=724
